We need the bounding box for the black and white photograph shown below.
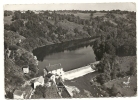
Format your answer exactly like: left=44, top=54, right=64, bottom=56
left=3, top=2, right=137, bottom=99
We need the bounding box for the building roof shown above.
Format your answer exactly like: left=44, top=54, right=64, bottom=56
left=47, top=73, right=54, bottom=78
left=22, top=65, right=29, bottom=68
left=35, top=76, right=44, bottom=83
left=14, top=90, right=23, bottom=96
left=23, top=67, right=29, bottom=73
left=46, top=63, right=62, bottom=71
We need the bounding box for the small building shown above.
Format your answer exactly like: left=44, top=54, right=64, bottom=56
left=45, top=63, right=64, bottom=78
left=34, top=56, right=37, bottom=60
left=47, top=73, right=56, bottom=83
left=45, top=82, right=52, bottom=87
left=49, top=11, right=52, bottom=14
left=47, top=16, right=52, bottom=20
left=22, top=66, right=29, bottom=74
left=13, top=90, right=24, bottom=99
left=33, top=76, right=44, bottom=89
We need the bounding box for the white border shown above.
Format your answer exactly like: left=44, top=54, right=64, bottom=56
left=1, top=0, right=137, bottom=100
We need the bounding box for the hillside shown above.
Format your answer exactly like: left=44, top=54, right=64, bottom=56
left=56, top=20, right=89, bottom=38
left=4, top=10, right=136, bottom=98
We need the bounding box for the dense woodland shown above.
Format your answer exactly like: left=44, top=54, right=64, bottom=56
left=4, top=10, right=136, bottom=98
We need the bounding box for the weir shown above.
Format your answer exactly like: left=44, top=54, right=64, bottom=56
left=64, top=61, right=99, bottom=80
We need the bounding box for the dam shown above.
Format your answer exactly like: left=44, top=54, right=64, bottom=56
left=63, top=61, right=100, bottom=80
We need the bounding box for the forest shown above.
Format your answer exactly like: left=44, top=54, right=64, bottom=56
left=4, top=10, right=136, bottom=98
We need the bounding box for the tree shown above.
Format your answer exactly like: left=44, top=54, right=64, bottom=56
left=90, top=13, right=93, bottom=20
left=33, top=86, right=46, bottom=98
left=12, top=11, right=22, bottom=20
left=4, top=24, right=11, bottom=30
left=111, top=84, right=121, bottom=96
left=74, top=28, right=79, bottom=33
left=4, top=11, right=12, bottom=16
left=129, top=62, right=136, bottom=76
left=10, top=19, right=24, bottom=32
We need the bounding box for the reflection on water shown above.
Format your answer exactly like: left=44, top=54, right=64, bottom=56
left=32, top=38, right=97, bottom=74
left=38, top=46, right=96, bottom=74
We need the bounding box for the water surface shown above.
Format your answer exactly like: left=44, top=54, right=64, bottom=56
left=38, top=45, right=96, bottom=74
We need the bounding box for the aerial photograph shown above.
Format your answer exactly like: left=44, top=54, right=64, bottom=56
left=4, top=3, right=136, bottom=99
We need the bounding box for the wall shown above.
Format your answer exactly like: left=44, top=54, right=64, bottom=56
left=64, top=65, right=95, bottom=80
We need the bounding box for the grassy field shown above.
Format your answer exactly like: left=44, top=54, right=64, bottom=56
left=57, top=20, right=84, bottom=30
left=103, top=75, right=137, bottom=96
left=113, top=14, right=128, bottom=19
left=118, top=56, right=136, bottom=72
left=102, top=56, right=137, bottom=97
left=64, top=72, right=104, bottom=97
left=4, top=15, right=13, bottom=25
left=56, top=20, right=89, bottom=37
left=46, top=19, right=55, bottom=25
left=57, top=12, right=107, bottom=20
left=57, top=12, right=91, bottom=19
left=93, top=12, right=107, bottom=18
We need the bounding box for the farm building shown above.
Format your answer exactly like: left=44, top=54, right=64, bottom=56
left=47, top=16, right=52, bottom=19
left=13, top=90, right=24, bottom=99
left=45, top=63, right=64, bottom=78
left=33, top=76, right=44, bottom=89
left=22, top=66, right=29, bottom=74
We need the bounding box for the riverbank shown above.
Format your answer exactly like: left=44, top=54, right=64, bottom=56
left=64, top=72, right=103, bottom=97
left=32, top=37, right=98, bottom=61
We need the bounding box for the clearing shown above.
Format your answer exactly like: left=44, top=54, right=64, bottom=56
left=4, top=15, right=13, bottom=25
left=57, top=12, right=91, bottom=20
left=56, top=20, right=87, bottom=33
left=118, top=56, right=136, bottom=72
left=103, top=75, right=137, bottom=96
left=64, top=72, right=104, bottom=97
left=93, top=12, right=107, bottom=18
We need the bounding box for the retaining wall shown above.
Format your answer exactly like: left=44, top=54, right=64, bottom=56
left=64, top=65, right=95, bottom=80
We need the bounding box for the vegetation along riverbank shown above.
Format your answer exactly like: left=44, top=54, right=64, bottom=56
left=4, top=9, right=136, bottom=98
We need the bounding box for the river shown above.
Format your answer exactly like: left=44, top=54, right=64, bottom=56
left=33, top=38, right=103, bottom=97
left=33, top=38, right=97, bottom=74
left=39, top=46, right=96, bottom=72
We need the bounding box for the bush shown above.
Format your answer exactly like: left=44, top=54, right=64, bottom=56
left=96, top=73, right=111, bottom=85
left=129, top=62, right=136, bottom=76
left=33, top=86, right=46, bottom=98
left=110, top=84, right=121, bottom=96
left=117, top=71, right=126, bottom=78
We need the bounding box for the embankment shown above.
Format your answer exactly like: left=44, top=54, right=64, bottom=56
left=64, top=61, right=100, bottom=80
left=64, top=65, right=95, bottom=80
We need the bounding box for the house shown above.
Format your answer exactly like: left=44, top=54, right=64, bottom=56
left=45, top=63, right=64, bottom=78
left=13, top=90, right=24, bottom=99
left=49, top=11, right=52, bottom=14
left=33, top=76, right=44, bottom=89
left=5, top=48, right=11, bottom=59
left=47, top=73, right=56, bottom=83
left=47, top=16, right=52, bottom=19
left=22, top=66, right=29, bottom=74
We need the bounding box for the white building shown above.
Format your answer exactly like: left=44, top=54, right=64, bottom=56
left=45, top=63, right=64, bottom=79
left=33, top=76, right=44, bottom=89
left=13, top=90, right=24, bottom=99
left=22, top=66, right=29, bottom=74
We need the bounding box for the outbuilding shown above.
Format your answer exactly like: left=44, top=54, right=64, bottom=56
left=33, top=76, right=44, bottom=89
left=45, top=63, right=64, bottom=78
left=13, top=90, right=24, bottom=99
left=22, top=66, right=29, bottom=74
